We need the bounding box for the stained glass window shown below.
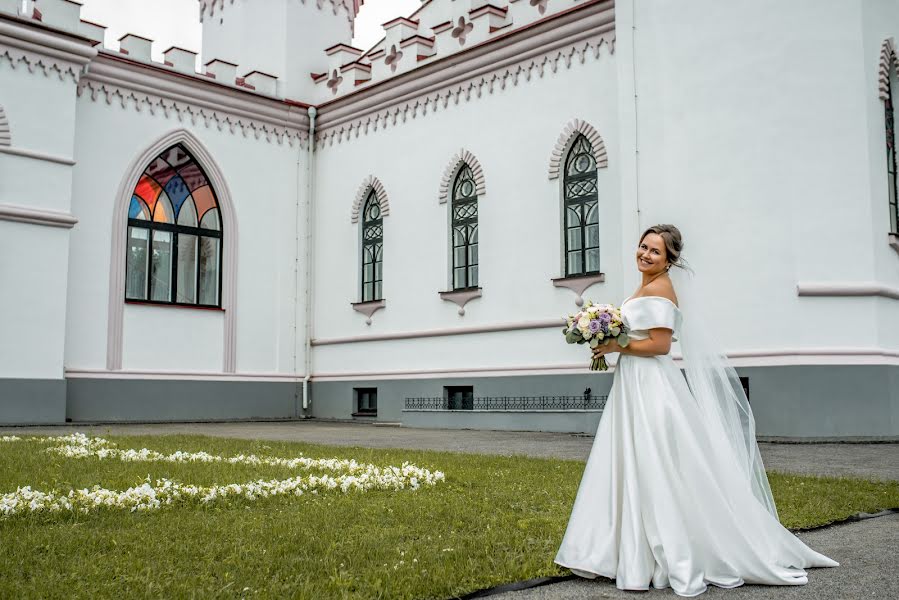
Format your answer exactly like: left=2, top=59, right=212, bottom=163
left=125, top=144, right=223, bottom=307
left=361, top=190, right=383, bottom=302
left=887, top=63, right=898, bottom=234
left=563, top=135, right=599, bottom=276
left=451, top=164, right=479, bottom=290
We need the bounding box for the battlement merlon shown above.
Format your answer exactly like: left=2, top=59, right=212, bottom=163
left=201, top=0, right=360, bottom=99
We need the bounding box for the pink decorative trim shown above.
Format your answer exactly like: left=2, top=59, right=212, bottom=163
left=470, top=5, right=508, bottom=18
left=400, top=35, right=435, bottom=49
left=117, top=33, right=153, bottom=43
left=312, top=348, right=899, bottom=381
left=340, top=61, right=371, bottom=73
left=0, top=104, right=9, bottom=147
left=889, top=233, right=899, bottom=256
left=552, top=273, right=605, bottom=306
left=548, top=118, right=608, bottom=179
left=350, top=175, right=390, bottom=223
left=878, top=38, right=897, bottom=102
left=350, top=299, right=386, bottom=325
left=326, top=43, right=364, bottom=56
left=438, top=149, right=486, bottom=203
left=80, top=54, right=309, bottom=146
left=0, top=145, right=75, bottom=165
left=0, top=203, right=78, bottom=228
left=312, top=317, right=564, bottom=346
left=106, top=129, right=239, bottom=372
left=431, top=21, right=453, bottom=34
left=438, top=288, right=482, bottom=315
left=383, top=16, right=419, bottom=29
left=0, top=17, right=98, bottom=82
left=312, top=363, right=594, bottom=381
left=796, top=282, right=899, bottom=301
left=65, top=368, right=303, bottom=382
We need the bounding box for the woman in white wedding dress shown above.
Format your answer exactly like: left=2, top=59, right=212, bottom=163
left=554, top=224, right=839, bottom=597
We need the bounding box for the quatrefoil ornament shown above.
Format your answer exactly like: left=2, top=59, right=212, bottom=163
left=531, top=0, right=549, bottom=14
left=451, top=17, right=474, bottom=46
left=385, top=44, right=403, bottom=72
left=326, top=69, right=343, bottom=94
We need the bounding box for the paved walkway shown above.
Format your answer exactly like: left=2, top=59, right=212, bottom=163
left=1, top=420, right=897, bottom=599
left=493, top=513, right=899, bottom=600
left=1, top=420, right=897, bottom=481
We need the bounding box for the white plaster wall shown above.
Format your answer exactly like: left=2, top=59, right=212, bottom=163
left=0, top=40, right=81, bottom=380
left=0, top=221, right=70, bottom=379
left=122, top=304, right=224, bottom=370
left=617, top=0, right=890, bottom=352
left=65, top=91, right=306, bottom=374
left=860, top=0, right=899, bottom=350
left=311, top=41, right=619, bottom=374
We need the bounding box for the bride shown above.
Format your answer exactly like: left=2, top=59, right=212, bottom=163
left=554, top=224, right=839, bottom=597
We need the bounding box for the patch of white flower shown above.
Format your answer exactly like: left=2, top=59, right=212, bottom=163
left=0, top=433, right=445, bottom=517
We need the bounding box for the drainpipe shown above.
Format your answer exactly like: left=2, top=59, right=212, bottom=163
left=301, top=107, right=317, bottom=412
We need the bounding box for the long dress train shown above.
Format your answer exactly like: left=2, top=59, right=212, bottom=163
left=554, top=296, right=838, bottom=597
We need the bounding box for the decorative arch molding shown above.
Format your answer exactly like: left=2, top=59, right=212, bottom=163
left=106, top=129, right=239, bottom=372
left=879, top=38, right=898, bottom=102
left=548, top=118, right=609, bottom=180
left=438, top=149, right=486, bottom=204
left=350, top=175, right=390, bottom=224
left=0, top=105, right=10, bottom=147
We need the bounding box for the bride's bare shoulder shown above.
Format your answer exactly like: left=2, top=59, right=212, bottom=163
left=645, top=275, right=679, bottom=307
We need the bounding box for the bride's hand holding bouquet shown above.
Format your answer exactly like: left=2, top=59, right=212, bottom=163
left=562, top=301, right=630, bottom=371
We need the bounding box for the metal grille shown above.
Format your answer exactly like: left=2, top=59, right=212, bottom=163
left=361, top=190, right=383, bottom=302
left=563, top=135, right=599, bottom=277
left=451, top=164, right=479, bottom=290
left=887, top=66, right=898, bottom=234
left=404, top=395, right=608, bottom=411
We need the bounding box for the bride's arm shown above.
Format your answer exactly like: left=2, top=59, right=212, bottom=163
left=593, top=328, right=673, bottom=358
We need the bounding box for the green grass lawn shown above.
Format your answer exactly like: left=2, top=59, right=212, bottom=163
left=0, top=434, right=896, bottom=599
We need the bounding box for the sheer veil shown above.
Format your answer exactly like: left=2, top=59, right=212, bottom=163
left=669, top=265, right=778, bottom=519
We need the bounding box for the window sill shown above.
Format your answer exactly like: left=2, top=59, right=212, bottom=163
left=438, top=287, right=482, bottom=315
left=125, top=300, right=224, bottom=311
left=551, top=273, right=605, bottom=306
left=889, top=232, right=899, bottom=256
left=352, top=412, right=378, bottom=418
left=351, top=299, right=386, bottom=325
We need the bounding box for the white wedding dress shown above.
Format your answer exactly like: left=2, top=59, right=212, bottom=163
left=554, top=295, right=839, bottom=597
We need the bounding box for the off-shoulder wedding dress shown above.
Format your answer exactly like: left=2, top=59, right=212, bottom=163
left=554, top=295, right=839, bottom=597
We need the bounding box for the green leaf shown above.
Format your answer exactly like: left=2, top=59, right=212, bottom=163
left=617, top=333, right=630, bottom=347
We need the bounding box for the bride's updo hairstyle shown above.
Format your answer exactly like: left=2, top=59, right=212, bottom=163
left=640, top=224, right=686, bottom=270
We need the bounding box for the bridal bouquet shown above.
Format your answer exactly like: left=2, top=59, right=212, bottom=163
left=563, top=301, right=630, bottom=371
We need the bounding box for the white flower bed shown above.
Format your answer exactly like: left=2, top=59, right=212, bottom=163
left=0, top=433, right=445, bottom=517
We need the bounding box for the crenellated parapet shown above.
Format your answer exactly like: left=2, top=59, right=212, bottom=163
left=310, top=0, right=596, bottom=102
left=0, top=0, right=294, bottom=100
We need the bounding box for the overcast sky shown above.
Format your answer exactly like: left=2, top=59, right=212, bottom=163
left=77, top=0, right=421, bottom=62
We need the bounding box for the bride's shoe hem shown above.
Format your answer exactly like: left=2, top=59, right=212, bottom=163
left=556, top=560, right=761, bottom=597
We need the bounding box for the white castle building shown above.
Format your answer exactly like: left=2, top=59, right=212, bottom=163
left=1, top=0, right=898, bottom=439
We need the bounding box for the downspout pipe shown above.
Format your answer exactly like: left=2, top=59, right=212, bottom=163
left=301, top=107, right=317, bottom=412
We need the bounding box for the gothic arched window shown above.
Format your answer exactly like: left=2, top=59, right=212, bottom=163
left=563, top=134, right=599, bottom=276
left=125, top=144, right=223, bottom=306
left=451, top=164, right=479, bottom=290
left=361, top=190, right=383, bottom=302
left=886, top=62, right=898, bottom=234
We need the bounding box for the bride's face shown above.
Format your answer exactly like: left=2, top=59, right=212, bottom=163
left=636, top=233, right=669, bottom=275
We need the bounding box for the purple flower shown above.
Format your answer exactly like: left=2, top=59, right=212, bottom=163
left=599, top=312, right=612, bottom=323
left=588, top=320, right=602, bottom=333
